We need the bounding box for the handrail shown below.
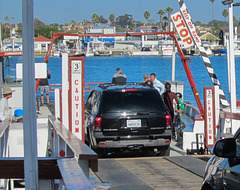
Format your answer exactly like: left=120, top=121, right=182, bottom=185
left=220, top=110, right=240, bottom=120
left=48, top=115, right=98, bottom=186
left=0, top=119, right=10, bottom=137
left=49, top=82, right=105, bottom=93
left=48, top=115, right=98, bottom=189
left=57, top=158, right=94, bottom=190
left=0, top=119, right=10, bottom=158
left=49, top=84, right=62, bottom=93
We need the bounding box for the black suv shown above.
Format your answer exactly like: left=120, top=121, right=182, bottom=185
left=84, top=83, right=172, bottom=157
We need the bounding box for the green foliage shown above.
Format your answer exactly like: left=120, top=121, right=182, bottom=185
left=116, top=14, right=133, bottom=28
left=144, top=10, right=151, bottom=21
left=34, top=25, right=58, bottom=38
left=34, top=18, right=45, bottom=29
left=91, top=13, right=99, bottom=23
left=109, top=13, right=115, bottom=24
left=99, top=16, right=108, bottom=23
left=1, top=25, right=10, bottom=39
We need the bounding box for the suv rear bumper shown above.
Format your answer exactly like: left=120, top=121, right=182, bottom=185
left=93, top=130, right=171, bottom=149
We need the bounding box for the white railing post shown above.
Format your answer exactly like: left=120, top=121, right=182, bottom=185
left=214, top=85, right=221, bottom=140
left=54, top=89, right=60, bottom=119
left=62, top=53, right=69, bottom=129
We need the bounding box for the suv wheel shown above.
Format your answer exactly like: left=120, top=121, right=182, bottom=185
left=157, top=145, right=170, bottom=156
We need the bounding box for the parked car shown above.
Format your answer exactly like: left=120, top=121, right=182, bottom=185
left=201, top=127, right=240, bottom=190
left=84, top=83, right=172, bottom=157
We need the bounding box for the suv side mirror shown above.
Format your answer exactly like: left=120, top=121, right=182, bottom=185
left=213, top=138, right=236, bottom=158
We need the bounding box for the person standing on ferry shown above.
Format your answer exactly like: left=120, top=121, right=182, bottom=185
left=39, top=70, right=51, bottom=105
left=112, top=68, right=127, bottom=85
left=0, top=86, right=14, bottom=121
left=162, top=83, right=180, bottom=137
left=150, top=73, right=164, bottom=94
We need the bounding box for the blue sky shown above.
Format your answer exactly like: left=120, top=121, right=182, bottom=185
left=0, top=0, right=239, bottom=24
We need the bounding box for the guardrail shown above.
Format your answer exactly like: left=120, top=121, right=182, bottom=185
left=48, top=115, right=99, bottom=189
left=0, top=116, right=101, bottom=189
left=219, top=109, right=240, bottom=138
left=0, top=119, right=10, bottom=158
left=49, top=82, right=105, bottom=94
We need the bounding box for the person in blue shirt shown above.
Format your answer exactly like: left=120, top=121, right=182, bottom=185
left=150, top=73, right=164, bottom=94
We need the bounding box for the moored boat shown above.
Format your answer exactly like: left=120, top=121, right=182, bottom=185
left=132, top=47, right=159, bottom=56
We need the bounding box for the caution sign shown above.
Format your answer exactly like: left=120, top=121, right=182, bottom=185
left=69, top=57, right=85, bottom=141
left=204, top=87, right=216, bottom=147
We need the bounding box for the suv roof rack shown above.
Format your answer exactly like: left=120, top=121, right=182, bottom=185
left=98, top=82, right=153, bottom=90
left=98, top=82, right=139, bottom=89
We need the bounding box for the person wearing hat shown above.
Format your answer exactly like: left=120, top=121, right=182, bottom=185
left=0, top=86, right=14, bottom=121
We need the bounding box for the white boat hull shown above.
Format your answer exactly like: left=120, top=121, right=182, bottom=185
left=132, top=51, right=159, bottom=56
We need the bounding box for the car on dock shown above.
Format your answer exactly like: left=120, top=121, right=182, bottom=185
left=201, top=127, right=240, bottom=190
left=84, top=83, right=172, bottom=157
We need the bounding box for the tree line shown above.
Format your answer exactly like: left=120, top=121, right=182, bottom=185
left=1, top=4, right=239, bottom=40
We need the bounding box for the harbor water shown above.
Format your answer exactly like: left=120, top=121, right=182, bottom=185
left=4, top=55, right=240, bottom=107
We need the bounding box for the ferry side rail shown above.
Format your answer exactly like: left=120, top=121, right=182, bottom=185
left=181, top=103, right=205, bottom=154
left=0, top=119, right=10, bottom=189
left=49, top=82, right=105, bottom=93
left=219, top=109, right=240, bottom=138
left=48, top=115, right=99, bottom=189
left=0, top=119, right=10, bottom=158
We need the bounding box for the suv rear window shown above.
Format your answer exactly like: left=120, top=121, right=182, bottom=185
left=99, top=90, right=166, bottom=113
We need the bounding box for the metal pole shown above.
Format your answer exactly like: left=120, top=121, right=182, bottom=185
left=22, top=0, right=39, bottom=189
left=228, top=3, right=237, bottom=133
left=0, top=21, right=2, bottom=51
left=171, top=40, right=176, bottom=81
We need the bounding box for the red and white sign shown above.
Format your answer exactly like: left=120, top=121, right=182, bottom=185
left=171, top=12, right=194, bottom=49
left=179, top=5, right=201, bottom=46
left=204, top=87, right=216, bottom=147
left=69, top=57, right=85, bottom=140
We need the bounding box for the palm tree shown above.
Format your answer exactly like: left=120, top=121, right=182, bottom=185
left=144, top=10, right=151, bottom=24
left=163, top=16, right=168, bottom=30
left=109, top=13, right=115, bottom=25
left=222, top=9, right=228, bottom=26
left=157, top=9, right=165, bottom=31
left=210, top=0, right=215, bottom=26
left=165, top=7, right=173, bottom=31
left=91, top=13, right=99, bottom=24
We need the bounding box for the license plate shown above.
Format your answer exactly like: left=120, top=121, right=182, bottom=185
left=127, top=119, right=141, bottom=127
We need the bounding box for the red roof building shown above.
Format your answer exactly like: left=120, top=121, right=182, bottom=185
left=34, top=35, right=51, bottom=51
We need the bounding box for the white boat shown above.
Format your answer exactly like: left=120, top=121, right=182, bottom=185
left=85, top=38, right=105, bottom=57
left=132, top=47, right=159, bottom=56
left=202, top=41, right=213, bottom=56
left=158, top=37, right=174, bottom=56
left=234, top=44, right=240, bottom=56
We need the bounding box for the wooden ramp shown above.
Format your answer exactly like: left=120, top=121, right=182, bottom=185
left=92, top=155, right=209, bottom=190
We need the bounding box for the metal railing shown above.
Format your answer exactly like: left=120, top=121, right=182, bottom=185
left=48, top=115, right=100, bottom=189
left=219, top=109, right=240, bottom=138
left=0, top=116, right=103, bottom=190
left=49, top=82, right=105, bottom=93
left=0, top=119, right=10, bottom=158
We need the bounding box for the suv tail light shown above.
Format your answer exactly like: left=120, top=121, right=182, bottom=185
left=166, top=115, right=171, bottom=129
left=94, top=117, right=102, bottom=131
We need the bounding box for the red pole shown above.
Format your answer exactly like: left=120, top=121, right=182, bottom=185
left=170, top=32, right=205, bottom=118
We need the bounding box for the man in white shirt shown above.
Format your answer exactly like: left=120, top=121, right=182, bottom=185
left=0, top=86, right=14, bottom=121
left=150, top=73, right=165, bottom=94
